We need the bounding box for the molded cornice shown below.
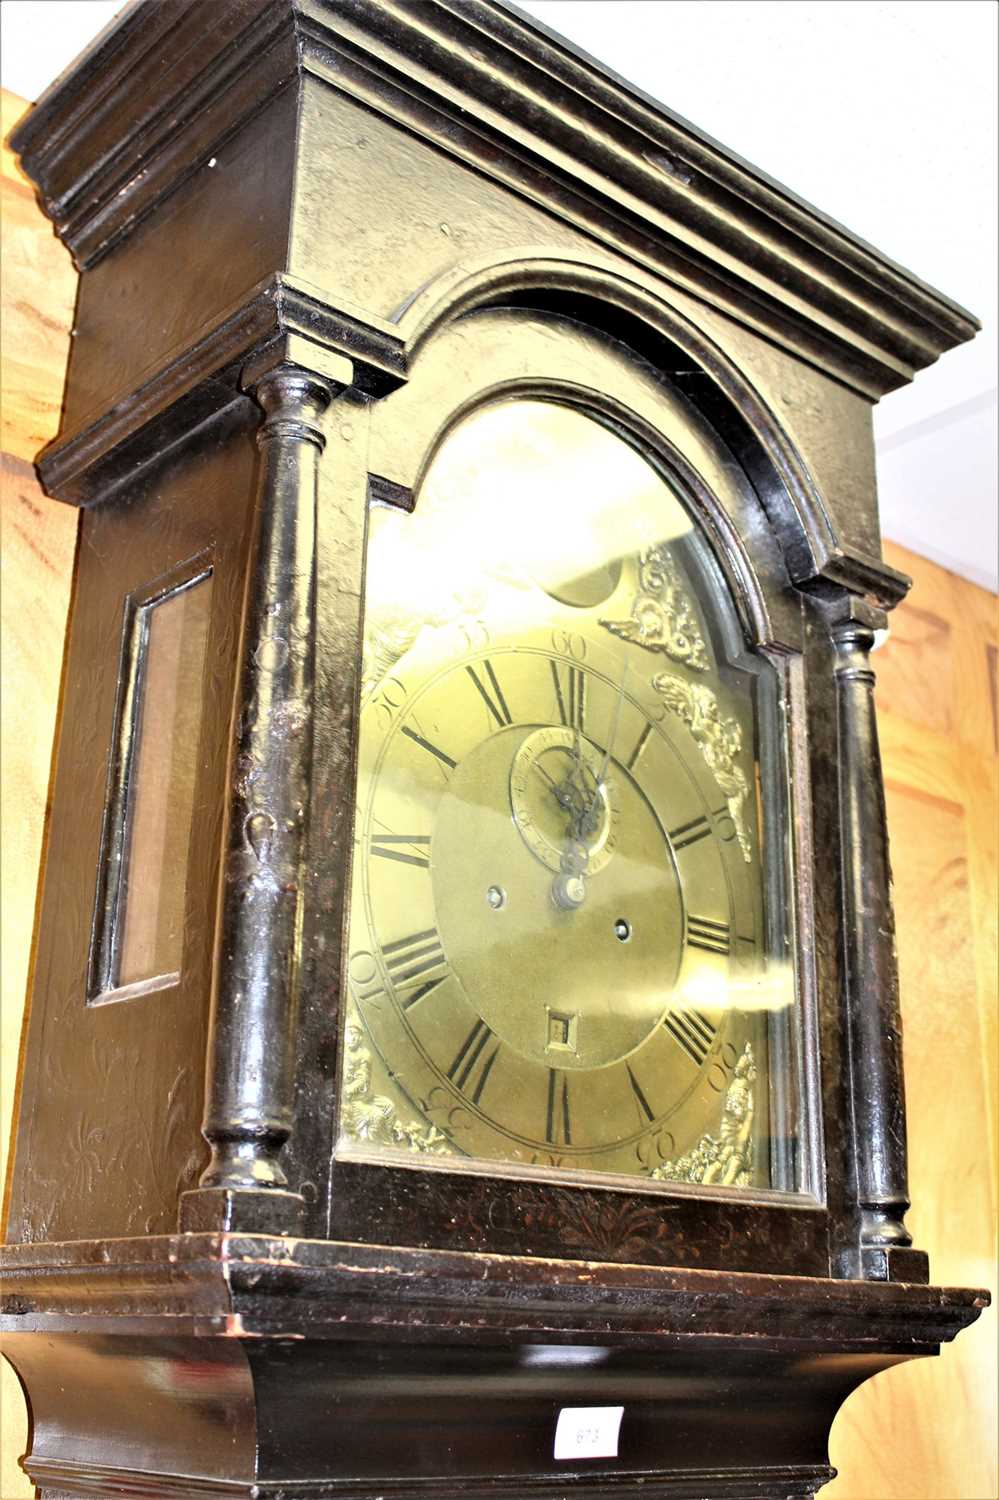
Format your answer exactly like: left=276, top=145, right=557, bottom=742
left=0, top=1233, right=988, bottom=1350
left=10, top=0, right=296, bottom=267
left=11, top=0, right=978, bottom=401
left=36, top=272, right=406, bottom=507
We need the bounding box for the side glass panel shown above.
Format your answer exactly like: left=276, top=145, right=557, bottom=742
left=90, top=565, right=213, bottom=1002
left=338, top=400, right=805, bottom=1195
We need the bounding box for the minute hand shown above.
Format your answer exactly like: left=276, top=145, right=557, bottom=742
left=584, top=658, right=629, bottom=824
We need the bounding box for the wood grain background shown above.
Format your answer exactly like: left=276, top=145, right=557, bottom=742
left=1, top=87, right=995, bottom=1500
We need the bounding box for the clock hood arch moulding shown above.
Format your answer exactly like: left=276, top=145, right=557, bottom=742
left=364, top=284, right=798, bottom=656
left=370, top=247, right=909, bottom=613
left=31, top=242, right=911, bottom=617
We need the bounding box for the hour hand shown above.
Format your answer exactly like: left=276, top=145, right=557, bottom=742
left=532, top=756, right=575, bottom=813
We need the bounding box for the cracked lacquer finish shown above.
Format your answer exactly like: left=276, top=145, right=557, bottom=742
left=184, top=360, right=336, bottom=1228
left=829, top=597, right=922, bottom=1280
left=7, top=410, right=254, bottom=1245
left=0, top=1237, right=987, bottom=1498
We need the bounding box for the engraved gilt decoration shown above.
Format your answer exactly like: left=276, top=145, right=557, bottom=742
left=600, top=543, right=709, bottom=670
left=651, top=1044, right=757, bottom=1187
left=651, top=672, right=752, bottom=862
left=341, top=1019, right=453, bottom=1155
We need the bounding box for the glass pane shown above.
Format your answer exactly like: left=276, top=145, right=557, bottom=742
left=116, top=572, right=212, bottom=989
left=338, top=400, right=802, bottom=1194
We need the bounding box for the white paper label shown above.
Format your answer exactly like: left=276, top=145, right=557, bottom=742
left=553, top=1405, right=624, bottom=1461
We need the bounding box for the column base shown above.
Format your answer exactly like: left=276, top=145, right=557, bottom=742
left=178, top=1185, right=305, bottom=1233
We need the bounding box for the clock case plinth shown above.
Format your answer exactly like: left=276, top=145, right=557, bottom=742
left=2, top=2, right=987, bottom=1497
left=2, top=1233, right=986, bottom=1500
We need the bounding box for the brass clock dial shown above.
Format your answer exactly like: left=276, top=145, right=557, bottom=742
left=338, top=399, right=793, bottom=1191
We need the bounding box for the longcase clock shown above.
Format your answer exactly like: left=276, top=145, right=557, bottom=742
left=1, top=2, right=988, bottom=1497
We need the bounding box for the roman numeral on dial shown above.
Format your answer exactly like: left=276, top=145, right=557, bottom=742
left=382, top=928, right=448, bottom=1009
left=687, top=915, right=731, bottom=954
left=466, top=660, right=513, bottom=728
left=663, top=1009, right=717, bottom=1068
left=626, top=1063, right=656, bottom=1123
left=546, top=1069, right=572, bottom=1145
left=669, top=814, right=712, bottom=851
left=626, top=721, right=653, bottom=771
left=669, top=806, right=731, bottom=853
left=400, top=724, right=457, bottom=770
left=551, top=660, right=586, bottom=732
left=370, top=833, right=431, bottom=868
left=447, top=1019, right=500, bottom=1104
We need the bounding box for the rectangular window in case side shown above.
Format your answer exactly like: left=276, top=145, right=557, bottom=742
left=89, top=562, right=213, bottom=1004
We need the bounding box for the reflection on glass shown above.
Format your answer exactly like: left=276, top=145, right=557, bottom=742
left=338, top=401, right=800, bottom=1193
left=112, top=571, right=212, bottom=993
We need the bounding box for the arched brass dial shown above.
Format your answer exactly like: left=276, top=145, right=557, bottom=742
left=338, top=398, right=785, bottom=1191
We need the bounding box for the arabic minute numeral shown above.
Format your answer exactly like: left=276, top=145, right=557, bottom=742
left=707, top=1039, right=741, bottom=1094
left=550, top=629, right=587, bottom=661
left=348, top=950, right=385, bottom=1004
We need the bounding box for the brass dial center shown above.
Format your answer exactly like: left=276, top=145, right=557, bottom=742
left=433, top=724, right=684, bottom=1070
left=509, top=725, right=619, bottom=877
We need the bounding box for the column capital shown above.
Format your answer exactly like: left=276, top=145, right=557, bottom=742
left=825, top=592, right=888, bottom=638
left=251, top=364, right=337, bottom=453
left=241, top=331, right=353, bottom=400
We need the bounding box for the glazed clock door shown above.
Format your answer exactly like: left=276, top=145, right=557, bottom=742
left=336, top=391, right=808, bottom=1207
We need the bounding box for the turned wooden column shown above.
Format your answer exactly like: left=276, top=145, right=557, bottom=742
left=829, top=594, right=924, bottom=1281
left=181, top=341, right=351, bottom=1233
